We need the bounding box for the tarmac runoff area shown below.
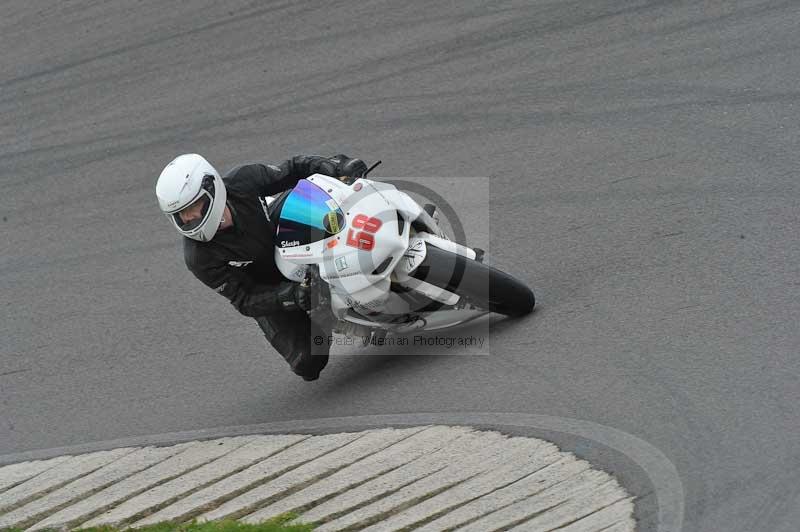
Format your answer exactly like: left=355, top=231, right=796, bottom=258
left=0, top=426, right=635, bottom=531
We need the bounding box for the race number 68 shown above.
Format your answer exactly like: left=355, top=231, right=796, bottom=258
left=346, top=214, right=382, bottom=251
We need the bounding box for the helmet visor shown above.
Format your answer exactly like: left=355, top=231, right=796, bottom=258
left=276, top=179, right=345, bottom=246
left=171, top=192, right=212, bottom=232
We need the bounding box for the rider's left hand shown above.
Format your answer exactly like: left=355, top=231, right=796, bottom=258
left=277, top=280, right=315, bottom=312
left=294, top=278, right=315, bottom=311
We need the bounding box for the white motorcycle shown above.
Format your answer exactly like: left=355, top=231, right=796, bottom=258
left=267, top=166, right=535, bottom=340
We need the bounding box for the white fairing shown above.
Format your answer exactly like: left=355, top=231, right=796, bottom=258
left=274, top=258, right=308, bottom=282
left=275, top=174, right=484, bottom=331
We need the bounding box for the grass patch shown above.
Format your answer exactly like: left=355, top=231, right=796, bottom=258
left=1, top=515, right=315, bottom=532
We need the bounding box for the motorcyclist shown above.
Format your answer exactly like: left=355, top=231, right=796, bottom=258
left=155, top=153, right=368, bottom=381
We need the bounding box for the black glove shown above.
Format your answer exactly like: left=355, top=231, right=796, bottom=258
left=331, top=154, right=368, bottom=184
left=341, top=157, right=368, bottom=179
left=277, top=281, right=314, bottom=312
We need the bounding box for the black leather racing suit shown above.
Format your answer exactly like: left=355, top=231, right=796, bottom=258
left=182, top=154, right=361, bottom=380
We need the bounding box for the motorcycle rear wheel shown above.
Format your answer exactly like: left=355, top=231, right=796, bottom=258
left=411, top=245, right=535, bottom=316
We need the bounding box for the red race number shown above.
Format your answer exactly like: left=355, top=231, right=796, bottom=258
left=346, top=214, right=382, bottom=251
left=352, top=214, right=382, bottom=233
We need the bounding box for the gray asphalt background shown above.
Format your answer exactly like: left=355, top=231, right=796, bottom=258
left=2, top=1, right=799, bottom=531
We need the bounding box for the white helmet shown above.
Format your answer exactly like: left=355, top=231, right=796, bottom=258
left=156, top=154, right=227, bottom=242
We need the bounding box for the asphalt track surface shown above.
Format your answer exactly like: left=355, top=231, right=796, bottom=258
left=1, top=1, right=799, bottom=531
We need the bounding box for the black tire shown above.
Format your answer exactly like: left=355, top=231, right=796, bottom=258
left=412, top=245, right=535, bottom=316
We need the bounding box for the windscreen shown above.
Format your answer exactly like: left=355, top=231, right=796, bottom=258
left=276, top=179, right=345, bottom=247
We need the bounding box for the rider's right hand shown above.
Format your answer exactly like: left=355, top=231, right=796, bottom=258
left=339, top=157, right=368, bottom=179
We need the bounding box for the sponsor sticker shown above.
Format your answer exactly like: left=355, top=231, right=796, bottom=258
left=323, top=210, right=344, bottom=234
left=325, top=270, right=360, bottom=279
left=403, top=240, right=425, bottom=269
left=335, top=256, right=348, bottom=271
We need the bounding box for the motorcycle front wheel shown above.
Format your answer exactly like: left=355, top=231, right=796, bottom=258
left=411, top=245, right=535, bottom=317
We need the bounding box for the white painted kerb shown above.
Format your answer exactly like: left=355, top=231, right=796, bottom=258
left=0, top=426, right=635, bottom=531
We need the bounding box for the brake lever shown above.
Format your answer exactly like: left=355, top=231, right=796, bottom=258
left=363, top=160, right=381, bottom=177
